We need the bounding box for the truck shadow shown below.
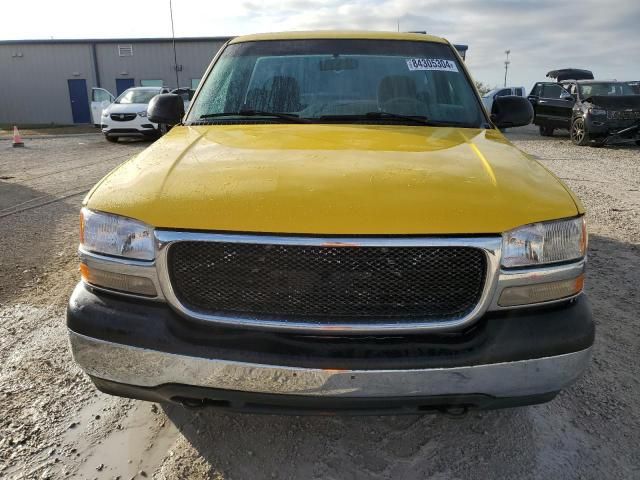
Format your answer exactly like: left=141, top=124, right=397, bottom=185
left=0, top=180, right=80, bottom=303
left=162, top=234, right=639, bottom=479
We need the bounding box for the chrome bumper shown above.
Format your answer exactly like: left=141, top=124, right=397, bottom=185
left=69, top=330, right=592, bottom=398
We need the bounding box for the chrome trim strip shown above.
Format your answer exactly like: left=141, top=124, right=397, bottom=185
left=153, top=231, right=502, bottom=333
left=156, top=231, right=499, bottom=248
left=79, top=247, right=165, bottom=301
left=69, top=330, right=592, bottom=398
left=77, top=238, right=587, bottom=327
left=488, top=259, right=585, bottom=311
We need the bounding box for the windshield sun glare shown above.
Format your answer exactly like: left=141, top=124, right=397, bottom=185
left=188, top=39, right=485, bottom=127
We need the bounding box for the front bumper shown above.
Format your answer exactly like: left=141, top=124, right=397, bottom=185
left=101, top=118, right=158, bottom=137
left=586, top=116, right=640, bottom=140
left=67, top=284, right=594, bottom=413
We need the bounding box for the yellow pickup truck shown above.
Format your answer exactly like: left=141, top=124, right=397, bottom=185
left=68, top=31, right=593, bottom=415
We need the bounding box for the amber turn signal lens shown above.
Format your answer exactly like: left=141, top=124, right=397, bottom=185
left=80, top=263, right=157, bottom=297
left=498, top=274, right=584, bottom=307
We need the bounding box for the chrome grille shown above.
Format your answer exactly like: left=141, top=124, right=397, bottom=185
left=167, top=241, right=487, bottom=323
left=110, top=113, right=137, bottom=121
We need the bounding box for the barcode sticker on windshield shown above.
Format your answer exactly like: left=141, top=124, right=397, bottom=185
left=406, top=58, right=458, bottom=72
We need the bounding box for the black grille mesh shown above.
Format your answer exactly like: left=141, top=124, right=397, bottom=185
left=110, top=113, right=137, bottom=121
left=168, top=241, right=487, bottom=322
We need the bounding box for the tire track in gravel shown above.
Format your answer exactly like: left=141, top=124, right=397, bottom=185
left=1, top=128, right=639, bottom=480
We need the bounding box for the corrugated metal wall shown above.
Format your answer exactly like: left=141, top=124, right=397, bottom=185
left=0, top=38, right=228, bottom=125
left=0, top=43, right=97, bottom=124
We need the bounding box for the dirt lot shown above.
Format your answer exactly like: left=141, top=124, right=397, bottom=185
left=0, top=127, right=638, bottom=479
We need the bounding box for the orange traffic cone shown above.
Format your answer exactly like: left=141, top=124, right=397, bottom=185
left=12, top=126, right=24, bottom=148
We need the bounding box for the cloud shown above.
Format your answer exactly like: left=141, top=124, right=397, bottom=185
left=1, top=0, right=639, bottom=88
left=212, top=0, right=640, bottom=87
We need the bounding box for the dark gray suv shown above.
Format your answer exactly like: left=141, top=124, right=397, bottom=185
left=529, top=74, right=640, bottom=146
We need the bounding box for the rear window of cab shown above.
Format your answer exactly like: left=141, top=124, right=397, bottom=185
left=188, top=39, right=486, bottom=127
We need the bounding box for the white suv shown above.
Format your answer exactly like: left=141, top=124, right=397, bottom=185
left=101, top=87, right=169, bottom=142
left=482, top=86, right=526, bottom=114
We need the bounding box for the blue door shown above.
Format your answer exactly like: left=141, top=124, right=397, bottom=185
left=116, top=78, right=135, bottom=95
left=67, top=79, right=91, bottom=124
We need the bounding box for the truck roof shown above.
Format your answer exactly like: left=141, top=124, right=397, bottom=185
left=229, top=30, right=447, bottom=44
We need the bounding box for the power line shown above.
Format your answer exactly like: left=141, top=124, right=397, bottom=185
left=169, top=0, right=180, bottom=88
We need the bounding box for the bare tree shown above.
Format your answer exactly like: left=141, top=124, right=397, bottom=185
left=474, top=81, right=495, bottom=96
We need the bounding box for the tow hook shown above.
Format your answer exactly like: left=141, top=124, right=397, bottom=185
left=443, top=405, right=469, bottom=418
left=175, top=397, right=207, bottom=409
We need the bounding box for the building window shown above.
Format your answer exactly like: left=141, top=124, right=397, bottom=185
left=191, top=78, right=201, bottom=89
left=140, top=79, right=164, bottom=87
left=118, top=44, right=133, bottom=57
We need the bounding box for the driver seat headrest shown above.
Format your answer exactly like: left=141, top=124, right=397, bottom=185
left=378, top=75, right=417, bottom=104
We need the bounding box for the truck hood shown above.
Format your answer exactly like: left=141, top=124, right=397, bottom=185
left=85, top=124, right=580, bottom=235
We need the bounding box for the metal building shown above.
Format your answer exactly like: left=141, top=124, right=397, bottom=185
left=0, top=36, right=469, bottom=126
left=0, top=37, right=231, bottom=125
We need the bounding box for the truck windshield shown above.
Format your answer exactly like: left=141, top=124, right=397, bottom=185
left=188, top=39, right=485, bottom=127
left=578, top=82, right=637, bottom=97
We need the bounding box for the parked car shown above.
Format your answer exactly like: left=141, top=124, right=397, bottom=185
left=68, top=31, right=592, bottom=415
left=100, top=86, right=170, bottom=142
left=91, top=88, right=115, bottom=127
left=529, top=74, right=640, bottom=145
left=481, top=86, right=526, bottom=114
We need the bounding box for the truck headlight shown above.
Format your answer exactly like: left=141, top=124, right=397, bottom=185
left=80, top=208, right=155, bottom=261
left=502, top=216, right=586, bottom=268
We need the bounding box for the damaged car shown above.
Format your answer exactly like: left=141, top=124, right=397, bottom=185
left=529, top=70, right=640, bottom=146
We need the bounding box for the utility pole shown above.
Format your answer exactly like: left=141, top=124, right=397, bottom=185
left=504, top=49, right=511, bottom=87
left=170, top=0, right=180, bottom=88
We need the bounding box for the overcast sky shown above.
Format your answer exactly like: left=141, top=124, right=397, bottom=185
left=2, top=0, right=639, bottom=89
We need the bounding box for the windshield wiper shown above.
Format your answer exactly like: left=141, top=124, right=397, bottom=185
left=199, top=109, right=312, bottom=123
left=318, top=113, right=480, bottom=128
left=365, top=111, right=433, bottom=125
left=317, top=112, right=432, bottom=125
left=366, top=112, right=481, bottom=127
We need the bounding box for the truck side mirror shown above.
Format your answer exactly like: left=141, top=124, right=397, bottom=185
left=148, top=94, right=185, bottom=125
left=491, top=95, right=534, bottom=129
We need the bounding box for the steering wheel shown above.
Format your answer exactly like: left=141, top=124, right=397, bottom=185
left=378, top=97, right=422, bottom=115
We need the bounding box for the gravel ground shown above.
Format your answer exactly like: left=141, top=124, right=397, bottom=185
left=0, top=126, right=97, bottom=139
left=0, top=126, right=638, bottom=479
